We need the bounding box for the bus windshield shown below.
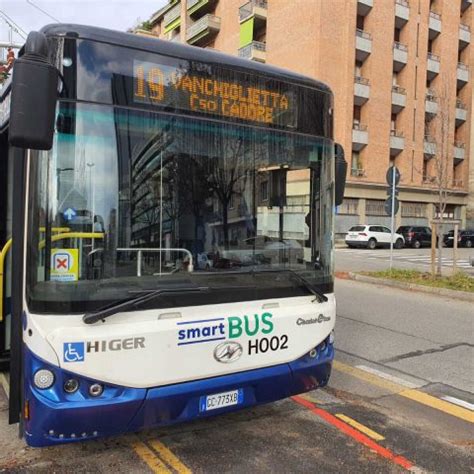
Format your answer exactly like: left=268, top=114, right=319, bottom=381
left=27, top=101, right=334, bottom=313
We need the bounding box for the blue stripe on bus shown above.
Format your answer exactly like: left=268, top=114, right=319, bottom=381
left=177, top=336, right=226, bottom=346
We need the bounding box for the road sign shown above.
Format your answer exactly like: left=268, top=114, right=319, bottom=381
left=63, top=207, right=77, bottom=221
left=386, top=166, right=400, bottom=186
left=385, top=197, right=399, bottom=216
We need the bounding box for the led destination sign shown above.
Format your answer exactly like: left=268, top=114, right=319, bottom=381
left=133, top=60, right=296, bottom=127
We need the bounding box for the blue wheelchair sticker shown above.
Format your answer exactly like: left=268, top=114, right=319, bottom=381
left=63, top=342, right=85, bottom=362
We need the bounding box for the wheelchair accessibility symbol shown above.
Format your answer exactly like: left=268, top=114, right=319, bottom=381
left=63, top=342, right=85, bottom=362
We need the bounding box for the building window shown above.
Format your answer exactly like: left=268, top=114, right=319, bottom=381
left=338, top=198, right=358, bottom=215
left=260, top=181, right=268, bottom=201
left=365, top=200, right=386, bottom=216
left=401, top=202, right=426, bottom=218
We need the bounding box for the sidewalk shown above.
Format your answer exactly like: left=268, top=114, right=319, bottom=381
left=336, top=271, right=474, bottom=303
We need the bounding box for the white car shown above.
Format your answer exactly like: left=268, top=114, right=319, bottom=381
left=345, top=225, right=405, bottom=250
left=197, top=253, right=214, bottom=270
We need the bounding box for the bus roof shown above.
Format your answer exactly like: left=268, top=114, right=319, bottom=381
left=39, top=24, right=332, bottom=96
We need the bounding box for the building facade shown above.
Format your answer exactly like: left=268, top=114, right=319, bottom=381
left=144, top=0, right=473, bottom=236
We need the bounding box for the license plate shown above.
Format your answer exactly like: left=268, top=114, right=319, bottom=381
left=200, top=389, right=243, bottom=412
left=448, top=236, right=453, bottom=240
left=349, top=234, right=357, bottom=238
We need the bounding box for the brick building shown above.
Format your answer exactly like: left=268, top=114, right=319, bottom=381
left=144, top=0, right=473, bottom=235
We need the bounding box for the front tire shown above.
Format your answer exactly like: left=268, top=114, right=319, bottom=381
left=367, top=238, right=377, bottom=250
left=395, top=239, right=404, bottom=249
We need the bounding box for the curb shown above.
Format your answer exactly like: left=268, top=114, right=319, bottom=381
left=346, top=272, right=474, bottom=303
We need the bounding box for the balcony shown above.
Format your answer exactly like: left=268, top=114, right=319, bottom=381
left=354, top=76, right=370, bottom=106
left=164, top=2, right=181, bottom=26
left=357, top=0, right=373, bottom=16
left=355, top=29, right=372, bottom=62
left=454, top=142, right=465, bottom=162
left=351, top=168, right=366, bottom=178
left=457, top=62, right=469, bottom=89
left=424, top=136, right=436, bottom=157
left=238, top=41, right=266, bottom=62
left=352, top=123, right=369, bottom=151
left=425, top=90, right=438, bottom=119
left=395, top=0, right=410, bottom=29
left=391, top=85, right=406, bottom=113
left=393, top=42, right=408, bottom=71
left=239, top=0, right=267, bottom=24
left=186, top=14, right=221, bottom=44
left=455, top=100, right=467, bottom=127
left=461, top=0, right=471, bottom=12
left=428, top=11, right=441, bottom=39
left=459, top=24, right=471, bottom=50
left=427, top=52, right=440, bottom=80
left=187, top=0, right=218, bottom=17
left=390, top=130, right=405, bottom=156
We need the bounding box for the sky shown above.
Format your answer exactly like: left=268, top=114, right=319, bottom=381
left=0, top=0, right=167, bottom=45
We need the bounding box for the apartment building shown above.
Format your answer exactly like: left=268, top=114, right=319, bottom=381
left=145, top=0, right=473, bottom=235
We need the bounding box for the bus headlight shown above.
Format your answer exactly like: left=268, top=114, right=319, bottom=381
left=89, top=383, right=104, bottom=397
left=64, top=379, right=79, bottom=394
left=33, top=369, right=55, bottom=389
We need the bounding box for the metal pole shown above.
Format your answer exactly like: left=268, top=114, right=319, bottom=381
left=389, top=166, right=396, bottom=271
left=453, top=222, right=458, bottom=274
left=431, top=221, right=436, bottom=276
left=159, top=151, right=163, bottom=276
left=137, top=250, right=142, bottom=277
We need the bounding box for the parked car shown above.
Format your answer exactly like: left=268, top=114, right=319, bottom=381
left=197, top=252, right=214, bottom=270
left=396, top=226, right=434, bottom=248
left=345, top=225, right=405, bottom=249
left=443, top=229, right=474, bottom=248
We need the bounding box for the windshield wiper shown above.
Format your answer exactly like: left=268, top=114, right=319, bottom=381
left=83, top=286, right=209, bottom=325
left=248, top=269, right=328, bottom=303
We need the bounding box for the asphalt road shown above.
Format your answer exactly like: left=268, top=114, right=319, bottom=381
left=335, top=246, right=474, bottom=276
left=1, top=279, right=473, bottom=473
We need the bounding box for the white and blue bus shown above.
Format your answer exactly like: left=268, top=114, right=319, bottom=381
left=0, top=25, right=346, bottom=447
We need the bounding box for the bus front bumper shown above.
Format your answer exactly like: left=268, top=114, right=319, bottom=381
left=23, top=341, right=333, bottom=447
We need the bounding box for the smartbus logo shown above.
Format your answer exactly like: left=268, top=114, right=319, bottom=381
left=177, top=313, right=274, bottom=346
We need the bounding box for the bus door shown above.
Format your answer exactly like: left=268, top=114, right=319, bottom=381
left=0, top=129, right=13, bottom=372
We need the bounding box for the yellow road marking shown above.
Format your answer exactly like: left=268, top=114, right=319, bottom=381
left=149, top=439, right=192, bottom=474
left=335, top=414, right=385, bottom=441
left=131, top=439, right=171, bottom=473
left=400, top=389, right=474, bottom=424
left=333, top=361, right=403, bottom=392
left=333, top=360, right=474, bottom=424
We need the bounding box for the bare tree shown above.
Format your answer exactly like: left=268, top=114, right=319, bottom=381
left=423, top=76, right=456, bottom=275
left=202, top=136, right=248, bottom=250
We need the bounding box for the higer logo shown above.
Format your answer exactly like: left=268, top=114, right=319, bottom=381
left=86, top=337, right=146, bottom=353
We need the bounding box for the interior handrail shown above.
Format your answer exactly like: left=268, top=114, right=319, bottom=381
left=0, top=239, right=12, bottom=323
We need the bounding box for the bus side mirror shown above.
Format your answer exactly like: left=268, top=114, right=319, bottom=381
left=8, top=31, right=58, bottom=150
left=334, top=143, right=347, bottom=207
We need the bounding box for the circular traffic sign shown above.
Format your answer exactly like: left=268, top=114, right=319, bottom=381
left=386, top=166, right=401, bottom=186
